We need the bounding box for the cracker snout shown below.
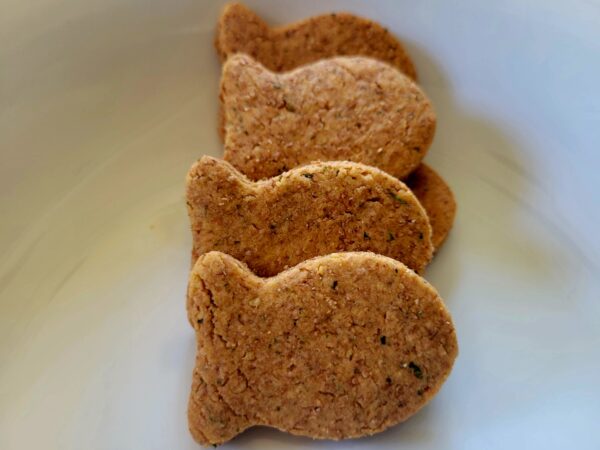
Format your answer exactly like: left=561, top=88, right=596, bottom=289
left=406, top=164, right=457, bottom=251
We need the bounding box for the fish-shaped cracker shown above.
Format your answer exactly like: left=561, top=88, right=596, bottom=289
left=187, top=251, right=458, bottom=446
left=215, top=2, right=417, bottom=79
left=186, top=157, right=433, bottom=277
left=220, top=54, right=435, bottom=180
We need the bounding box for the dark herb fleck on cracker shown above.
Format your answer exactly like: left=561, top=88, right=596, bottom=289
left=387, top=190, right=408, bottom=204
left=409, top=362, right=423, bottom=379
left=284, top=100, right=296, bottom=112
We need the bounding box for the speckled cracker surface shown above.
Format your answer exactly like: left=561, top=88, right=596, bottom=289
left=186, top=157, right=433, bottom=278
left=215, top=2, right=417, bottom=79
left=220, top=54, right=435, bottom=180
left=187, top=251, right=458, bottom=446
left=406, top=164, right=457, bottom=251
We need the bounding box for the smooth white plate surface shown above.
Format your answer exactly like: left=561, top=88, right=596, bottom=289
left=2, top=1, right=600, bottom=449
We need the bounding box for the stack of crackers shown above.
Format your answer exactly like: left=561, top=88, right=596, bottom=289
left=184, top=3, right=458, bottom=446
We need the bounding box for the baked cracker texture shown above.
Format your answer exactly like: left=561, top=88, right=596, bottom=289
left=406, top=164, right=457, bottom=251
left=215, top=2, right=417, bottom=79
left=187, top=251, right=458, bottom=446
left=220, top=54, right=435, bottom=180
left=186, top=156, right=434, bottom=280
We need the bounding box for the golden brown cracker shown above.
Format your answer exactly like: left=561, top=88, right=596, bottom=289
left=406, top=164, right=456, bottom=251
left=186, top=156, right=433, bottom=278
left=220, top=54, right=435, bottom=180
left=215, top=2, right=417, bottom=79
left=187, top=251, right=458, bottom=446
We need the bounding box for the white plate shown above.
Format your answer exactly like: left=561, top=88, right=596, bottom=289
left=2, top=1, right=600, bottom=449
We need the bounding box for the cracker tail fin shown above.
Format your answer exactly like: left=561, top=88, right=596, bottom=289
left=186, top=155, right=249, bottom=196
left=185, top=157, right=252, bottom=269
left=218, top=54, right=265, bottom=142
left=215, top=3, right=270, bottom=63
left=217, top=52, right=269, bottom=141
left=188, top=353, right=252, bottom=446
left=187, top=252, right=258, bottom=443
left=185, top=156, right=250, bottom=214
left=187, top=251, right=261, bottom=326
